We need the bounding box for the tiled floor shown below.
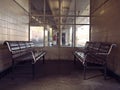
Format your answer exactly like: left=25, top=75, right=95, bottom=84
left=0, top=60, right=120, bottom=90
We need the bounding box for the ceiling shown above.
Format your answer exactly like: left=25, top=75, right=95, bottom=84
left=30, top=0, right=90, bottom=30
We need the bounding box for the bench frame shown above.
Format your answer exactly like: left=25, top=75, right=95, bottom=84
left=4, top=41, right=46, bottom=79
left=74, top=42, right=116, bottom=80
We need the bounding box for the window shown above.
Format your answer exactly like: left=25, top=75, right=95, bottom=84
left=30, top=0, right=90, bottom=47
left=61, top=26, right=73, bottom=47
left=76, top=25, right=89, bottom=47
left=30, top=26, right=44, bottom=47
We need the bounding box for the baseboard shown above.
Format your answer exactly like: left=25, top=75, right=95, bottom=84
left=0, top=60, right=73, bottom=79
left=1, top=60, right=119, bottom=81
left=0, top=67, right=12, bottom=79
left=0, top=61, right=31, bottom=79
left=107, top=68, right=120, bottom=82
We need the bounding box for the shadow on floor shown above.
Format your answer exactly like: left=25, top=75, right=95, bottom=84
left=0, top=60, right=120, bottom=90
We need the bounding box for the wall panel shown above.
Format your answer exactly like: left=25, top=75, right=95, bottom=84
left=91, top=0, right=120, bottom=75
left=0, top=0, right=29, bottom=72
left=44, top=47, right=74, bottom=61
left=0, top=0, right=29, bottom=43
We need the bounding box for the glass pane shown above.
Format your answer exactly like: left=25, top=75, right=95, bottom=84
left=46, top=16, right=75, bottom=25
left=31, top=0, right=52, bottom=15
left=49, top=28, right=53, bottom=46
left=45, top=26, right=53, bottom=46
left=67, top=0, right=75, bottom=15
left=52, top=30, right=58, bottom=46
left=76, top=0, right=90, bottom=15
left=45, top=30, right=48, bottom=46
left=30, top=26, right=44, bottom=47
left=76, top=17, right=90, bottom=24
left=45, top=16, right=59, bottom=27
left=61, top=25, right=73, bottom=47
left=45, top=26, right=50, bottom=47
left=61, top=0, right=75, bottom=15
left=61, top=17, right=74, bottom=25
left=45, top=26, right=58, bottom=46
left=30, top=0, right=90, bottom=47
left=48, top=0, right=75, bottom=16
left=48, top=0, right=59, bottom=16
left=76, top=25, right=89, bottom=47
left=31, top=16, right=44, bottom=26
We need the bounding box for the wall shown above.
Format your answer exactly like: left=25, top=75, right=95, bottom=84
left=44, top=47, right=75, bottom=61
left=0, top=0, right=29, bottom=42
left=91, top=0, right=120, bottom=75
left=14, top=0, right=29, bottom=12
left=0, top=0, right=29, bottom=72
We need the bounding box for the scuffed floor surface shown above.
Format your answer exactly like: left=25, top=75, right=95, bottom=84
left=0, top=60, right=120, bottom=90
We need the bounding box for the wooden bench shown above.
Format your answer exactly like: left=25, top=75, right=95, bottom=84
left=4, top=41, right=46, bottom=79
left=74, top=42, right=116, bottom=80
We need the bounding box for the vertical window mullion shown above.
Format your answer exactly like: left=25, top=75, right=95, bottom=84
left=43, top=0, right=46, bottom=47
left=73, top=0, right=77, bottom=47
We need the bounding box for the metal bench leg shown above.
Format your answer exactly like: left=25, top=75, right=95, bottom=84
left=32, top=64, right=35, bottom=79
left=104, top=63, right=107, bottom=80
left=74, top=55, right=76, bottom=64
left=43, top=55, right=45, bottom=64
left=84, top=63, right=86, bottom=80
left=11, top=59, right=15, bottom=80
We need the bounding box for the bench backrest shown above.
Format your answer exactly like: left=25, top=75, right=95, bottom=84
left=5, top=41, right=20, bottom=52
left=84, top=42, right=116, bottom=54
left=4, top=41, right=35, bottom=53
left=85, top=42, right=101, bottom=52
left=25, top=42, right=31, bottom=48
left=4, top=41, right=36, bottom=61
left=99, top=43, right=116, bottom=55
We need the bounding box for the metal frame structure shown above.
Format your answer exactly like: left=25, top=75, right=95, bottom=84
left=30, top=0, right=90, bottom=47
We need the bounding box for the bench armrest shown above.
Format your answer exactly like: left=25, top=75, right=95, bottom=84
left=95, top=53, right=108, bottom=55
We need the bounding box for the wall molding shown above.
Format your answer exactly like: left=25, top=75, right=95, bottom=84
left=13, top=0, right=29, bottom=14
left=91, top=0, right=110, bottom=15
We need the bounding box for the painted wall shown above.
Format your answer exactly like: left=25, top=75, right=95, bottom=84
left=0, top=0, right=29, bottom=72
left=91, top=0, right=120, bottom=75
left=44, top=47, right=75, bottom=61
left=0, top=0, right=29, bottom=42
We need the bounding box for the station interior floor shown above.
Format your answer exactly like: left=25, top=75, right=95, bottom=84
left=0, top=60, right=120, bottom=90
